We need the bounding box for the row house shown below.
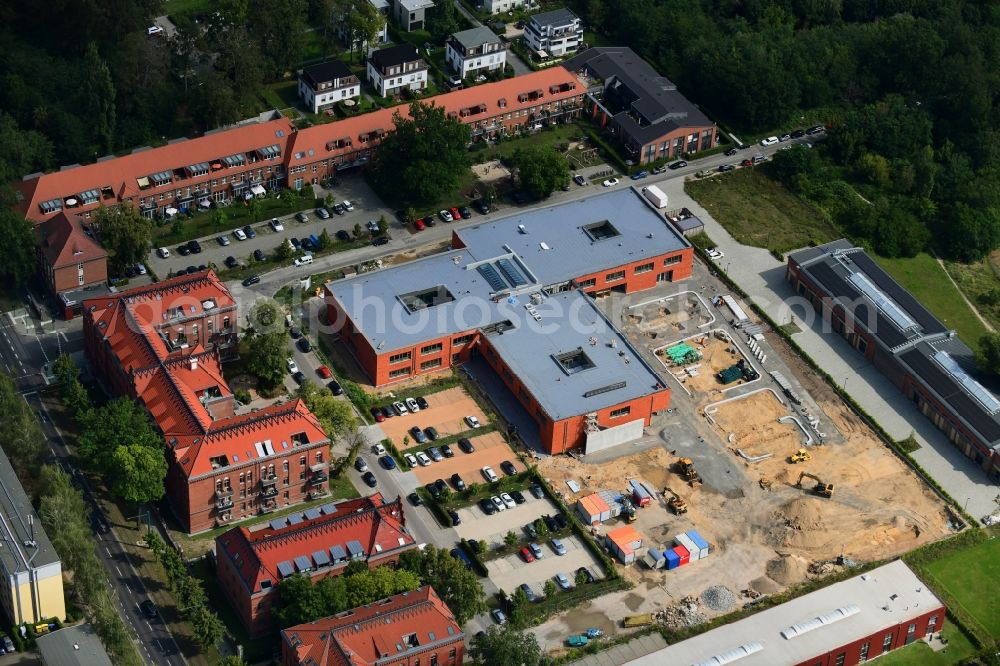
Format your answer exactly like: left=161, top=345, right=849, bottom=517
left=445, top=26, right=506, bottom=79
left=217, top=493, right=418, bottom=637
left=298, top=61, right=362, bottom=114
left=523, top=8, right=583, bottom=58
left=367, top=44, right=429, bottom=98
left=83, top=270, right=333, bottom=533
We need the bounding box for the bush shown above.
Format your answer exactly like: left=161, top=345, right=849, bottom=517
left=234, top=389, right=252, bottom=404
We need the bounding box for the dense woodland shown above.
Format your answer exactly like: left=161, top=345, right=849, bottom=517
left=2, top=0, right=1000, bottom=260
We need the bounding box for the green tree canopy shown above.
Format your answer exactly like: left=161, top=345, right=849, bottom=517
left=370, top=103, right=471, bottom=206
left=0, top=210, right=38, bottom=289
left=469, top=625, right=543, bottom=666
left=77, top=397, right=162, bottom=474
left=0, top=371, right=46, bottom=477
left=92, top=204, right=152, bottom=271
left=110, top=442, right=168, bottom=504
left=510, top=147, right=569, bottom=200
left=426, top=0, right=460, bottom=42
left=398, top=545, right=486, bottom=624
left=298, top=381, right=358, bottom=436
left=975, top=332, right=1000, bottom=376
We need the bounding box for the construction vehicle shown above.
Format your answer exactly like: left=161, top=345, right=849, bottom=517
left=758, top=478, right=773, bottom=491
left=796, top=472, right=834, bottom=497
left=675, top=457, right=702, bottom=485
left=623, top=499, right=637, bottom=523
left=789, top=448, right=812, bottom=464
left=623, top=613, right=654, bottom=628
left=662, top=487, right=688, bottom=514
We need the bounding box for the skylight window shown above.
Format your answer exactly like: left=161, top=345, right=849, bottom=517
left=582, top=220, right=621, bottom=241
left=399, top=285, right=455, bottom=313
left=553, top=349, right=596, bottom=375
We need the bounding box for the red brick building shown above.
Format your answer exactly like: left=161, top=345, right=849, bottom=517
left=83, top=270, right=332, bottom=533
left=35, top=211, right=108, bottom=317
left=216, top=493, right=418, bottom=638
left=326, top=189, right=687, bottom=453
left=280, top=586, right=464, bottom=666
left=625, top=560, right=945, bottom=666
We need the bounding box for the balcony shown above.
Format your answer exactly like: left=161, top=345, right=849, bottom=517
left=308, top=473, right=329, bottom=486
left=215, top=486, right=234, bottom=498
left=261, top=473, right=278, bottom=486
left=217, top=511, right=233, bottom=523
left=260, top=485, right=278, bottom=498
left=307, top=487, right=330, bottom=501
left=309, top=460, right=329, bottom=473
left=217, top=496, right=234, bottom=510
left=260, top=500, right=278, bottom=514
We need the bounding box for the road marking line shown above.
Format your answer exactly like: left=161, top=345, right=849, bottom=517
left=116, top=565, right=123, bottom=576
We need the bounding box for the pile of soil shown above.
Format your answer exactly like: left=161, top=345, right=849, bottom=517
left=766, top=554, right=810, bottom=586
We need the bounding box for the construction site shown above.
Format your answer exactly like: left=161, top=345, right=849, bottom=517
left=529, top=282, right=956, bottom=649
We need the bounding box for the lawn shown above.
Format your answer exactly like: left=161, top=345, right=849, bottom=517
left=685, top=168, right=840, bottom=253
left=152, top=193, right=315, bottom=246
left=872, top=623, right=977, bottom=666
left=472, top=122, right=584, bottom=164
left=163, top=0, right=212, bottom=20
left=924, top=535, right=1000, bottom=637
left=261, top=80, right=301, bottom=112
left=943, top=253, right=1000, bottom=333
left=875, top=253, right=991, bottom=348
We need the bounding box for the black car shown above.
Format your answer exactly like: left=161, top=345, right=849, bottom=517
left=576, top=566, right=595, bottom=583
left=187, top=239, right=202, bottom=254
left=434, top=478, right=448, bottom=494
left=790, top=128, right=806, bottom=138
left=440, top=444, right=454, bottom=458
left=474, top=199, right=490, bottom=214
left=668, top=160, right=688, bottom=170
left=416, top=396, right=429, bottom=410
left=725, top=147, right=739, bottom=156
left=297, top=337, right=312, bottom=352
left=327, top=380, right=343, bottom=395
left=717, top=164, right=735, bottom=172
left=457, top=437, right=474, bottom=453
left=479, top=498, right=497, bottom=515
left=806, top=124, right=825, bottom=135
left=543, top=514, right=559, bottom=531
left=178, top=244, right=191, bottom=256
left=450, top=473, right=466, bottom=491
left=458, top=206, right=472, bottom=219
left=510, top=490, right=526, bottom=504
left=424, top=427, right=439, bottom=441
left=290, top=237, right=301, bottom=250
left=573, top=174, right=587, bottom=186
left=553, top=513, right=568, bottom=530
left=140, top=599, right=158, bottom=619
left=243, top=224, right=257, bottom=239
left=408, top=491, right=422, bottom=506
left=448, top=509, right=461, bottom=525
left=186, top=265, right=198, bottom=274
left=253, top=249, right=265, bottom=261
left=372, top=236, right=389, bottom=246
left=333, top=203, right=346, bottom=215
left=301, top=237, right=315, bottom=251
left=500, top=460, right=517, bottom=476
left=336, top=229, right=351, bottom=242
left=126, top=265, right=138, bottom=278
left=530, top=484, right=544, bottom=499
left=362, top=471, right=378, bottom=487
left=292, top=371, right=306, bottom=384
left=289, top=327, right=301, bottom=340
left=241, top=274, right=261, bottom=288
left=224, top=256, right=238, bottom=268
left=426, top=482, right=442, bottom=500
left=422, top=215, right=436, bottom=228
left=198, top=264, right=207, bottom=271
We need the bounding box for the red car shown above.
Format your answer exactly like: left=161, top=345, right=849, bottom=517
left=450, top=207, right=462, bottom=220
left=740, top=159, right=752, bottom=167
left=414, top=218, right=426, bottom=231
left=370, top=407, right=385, bottom=423
left=316, top=365, right=332, bottom=379
left=519, top=547, right=535, bottom=563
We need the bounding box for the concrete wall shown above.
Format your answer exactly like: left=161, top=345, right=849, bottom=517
left=584, top=417, right=646, bottom=454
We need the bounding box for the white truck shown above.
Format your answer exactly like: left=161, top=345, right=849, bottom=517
left=642, top=185, right=669, bottom=209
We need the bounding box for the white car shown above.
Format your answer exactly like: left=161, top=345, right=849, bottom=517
left=286, top=358, right=299, bottom=373
left=405, top=397, right=420, bottom=412
left=404, top=453, right=418, bottom=467
left=392, top=401, right=408, bottom=415
left=706, top=247, right=724, bottom=260
left=233, top=228, right=247, bottom=241
left=136, top=263, right=147, bottom=275
left=439, top=209, right=454, bottom=222
left=270, top=218, right=284, bottom=232
left=500, top=492, right=515, bottom=509
left=464, top=415, right=481, bottom=428
left=760, top=136, right=779, bottom=146
left=416, top=452, right=432, bottom=466
left=491, top=495, right=506, bottom=512
left=342, top=200, right=355, bottom=212
left=293, top=254, right=313, bottom=267
left=372, top=442, right=387, bottom=456
left=156, top=247, right=170, bottom=258
left=481, top=466, right=499, bottom=483
left=602, top=178, right=620, bottom=187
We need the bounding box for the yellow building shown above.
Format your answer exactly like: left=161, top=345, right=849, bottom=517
left=0, top=446, right=65, bottom=625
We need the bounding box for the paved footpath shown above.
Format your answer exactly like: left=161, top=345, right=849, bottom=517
left=655, top=177, right=1000, bottom=522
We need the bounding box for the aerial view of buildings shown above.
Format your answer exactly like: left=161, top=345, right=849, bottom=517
left=0, top=2, right=998, bottom=666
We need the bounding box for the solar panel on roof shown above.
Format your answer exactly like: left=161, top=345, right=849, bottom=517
left=330, top=545, right=347, bottom=561
left=497, top=258, right=528, bottom=287
left=312, top=550, right=331, bottom=567
left=294, top=556, right=312, bottom=572
left=477, top=263, right=507, bottom=291
left=321, top=503, right=338, bottom=515
left=287, top=514, right=304, bottom=526
left=934, top=351, right=1000, bottom=414
left=847, top=272, right=917, bottom=331
left=347, top=540, right=364, bottom=557
left=303, top=508, right=322, bottom=520
left=269, top=518, right=287, bottom=530
left=276, top=560, right=295, bottom=578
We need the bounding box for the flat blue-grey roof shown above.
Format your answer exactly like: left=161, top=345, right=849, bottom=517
left=484, top=290, right=665, bottom=420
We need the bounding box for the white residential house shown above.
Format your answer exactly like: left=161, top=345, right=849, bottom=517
left=482, top=0, right=527, bottom=14
left=336, top=0, right=390, bottom=52
left=394, top=0, right=434, bottom=31
left=523, top=7, right=583, bottom=57
left=446, top=26, right=507, bottom=79
left=298, top=61, right=361, bottom=113
left=367, top=44, right=429, bottom=97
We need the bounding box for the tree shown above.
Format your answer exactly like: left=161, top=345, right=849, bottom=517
left=298, top=381, right=358, bottom=436
left=370, top=103, right=471, bottom=206
left=82, top=42, right=116, bottom=153
left=318, top=228, right=332, bottom=249
left=503, top=530, right=517, bottom=546
left=975, top=333, right=1000, bottom=376
left=325, top=192, right=336, bottom=208
left=275, top=239, right=293, bottom=260
left=92, top=204, right=152, bottom=271
left=510, top=147, right=569, bottom=200
left=0, top=210, right=37, bottom=287
left=273, top=573, right=324, bottom=627
left=0, top=371, right=46, bottom=476
left=426, top=0, right=460, bottom=42
left=575, top=568, right=590, bottom=586
left=190, top=605, right=225, bottom=649
left=344, top=0, right=383, bottom=60
left=352, top=222, right=363, bottom=238
left=110, top=442, right=168, bottom=504
left=543, top=579, right=556, bottom=598
left=246, top=330, right=289, bottom=388
left=77, top=397, right=162, bottom=473
left=249, top=0, right=309, bottom=76
left=469, top=625, right=543, bottom=666
left=219, top=657, right=248, bottom=666
left=398, top=545, right=486, bottom=624
left=211, top=208, right=228, bottom=226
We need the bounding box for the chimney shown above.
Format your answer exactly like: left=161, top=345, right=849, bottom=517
left=190, top=357, right=198, bottom=371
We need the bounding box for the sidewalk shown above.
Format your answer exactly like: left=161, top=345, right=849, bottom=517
left=655, top=177, right=1000, bottom=521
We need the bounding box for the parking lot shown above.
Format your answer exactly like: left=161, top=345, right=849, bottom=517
left=380, top=387, right=489, bottom=444
left=487, top=534, right=604, bottom=595
left=411, top=431, right=519, bottom=485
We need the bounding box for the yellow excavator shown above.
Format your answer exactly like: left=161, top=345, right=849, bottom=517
left=796, top=471, right=834, bottom=497
left=662, top=487, right=688, bottom=514
left=789, top=448, right=812, bottom=464
left=674, top=457, right=702, bottom=485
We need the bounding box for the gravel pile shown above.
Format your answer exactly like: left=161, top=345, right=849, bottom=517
left=701, top=585, right=737, bottom=612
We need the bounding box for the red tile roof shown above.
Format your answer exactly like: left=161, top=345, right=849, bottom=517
left=282, top=586, right=463, bottom=666
left=35, top=212, right=107, bottom=269
left=17, top=116, right=296, bottom=221
left=217, top=494, right=416, bottom=595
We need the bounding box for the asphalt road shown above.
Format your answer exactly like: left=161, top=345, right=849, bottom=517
left=28, top=392, right=185, bottom=666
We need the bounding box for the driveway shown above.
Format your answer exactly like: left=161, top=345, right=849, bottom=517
left=486, top=534, right=603, bottom=594
left=411, top=431, right=518, bottom=484
left=653, top=176, right=1000, bottom=520
left=454, top=493, right=552, bottom=544
left=381, top=387, right=489, bottom=445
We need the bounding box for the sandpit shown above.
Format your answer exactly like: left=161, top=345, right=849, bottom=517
left=471, top=159, right=511, bottom=183
left=709, top=390, right=801, bottom=454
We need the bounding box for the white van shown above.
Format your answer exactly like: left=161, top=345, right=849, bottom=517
left=294, top=254, right=313, bottom=267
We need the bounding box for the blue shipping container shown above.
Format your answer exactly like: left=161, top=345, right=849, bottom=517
left=687, top=530, right=710, bottom=556
left=664, top=548, right=680, bottom=570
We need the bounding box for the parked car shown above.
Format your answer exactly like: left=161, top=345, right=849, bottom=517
left=242, top=274, right=261, bottom=287
left=336, top=229, right=351, bottom=241
left=601, top=177, right=619, bottom=187
left=491, top=609, right=507, bottom=625
left=448, top=509, right=461, bottom=525
left=408, top=491, right=422, bottom=506
left=465, top=415, right=481, bottom=428
left=566, top=635, right=588, bottom=647
left=510, top=490, right=526, bottom=504
left=439, top=209, right=453, bottom=222
left=519, top=547, right=536, bottom=563
left=217, top=234, right=231, bottom=246
left=354, top=457, right=369, bottom=472
left=333, top=203, right=346, bottom=215
left=292, top=371, right=305, bottom=384
left=362, top=471, right=377, bottom=487
left=440, top=443, right=454, bottom=457
left=491, top=495, right=506, bottom=512
left=551, top=538, right=567, bottom=555
left=342, top=200, right=355, bottom=211
left=405, top=397, right=420, bottom=412
left=760, top=136, right=779, bottom=146
left=479, top=498, right=497, bottom=515
left=474, top=198, right=491, bottom=214
left=524, top=522, right=537, bottom=539
left=427, top=447, right=443, bottom=462
left=806, top=124, right=825, bottom=135
left=372, top=236, right=390, bottom=246
left=379, top=455, right=396, bottom=470
left=223, top=256, right=237, bottom=268
left=409, top=426, right=428, bottom=444
left=790, top=128, right=806, bottom=138
left=576, top=566, right=595, bottom=583
left=651, top=165, right=667, bottom=174
left=427, top=482, right=442, bottom=500
left=449, top=207, right=462, bottom=220
left=414, top=218, right=425, bottom=231
left=458, top=206, right=472, bottom=219
left=528, top=543, right=543, bottom=559
left=297, top=337, right=312, bottom=352
left=404, top=453, right=418, bottom=467
left=500, top=460, right=517, bottom=476
left=316, top=365, right=331, bottom=379
left=315, top=207, right=331, bottom=219
left=718, top=163, right=736, bottom=172
left=416, top=396, right=429, bottom=410
left=177, top=244, right=190, bottom=256
left=157, top=247, right=170, bottom=258
left=630, top=170, right=648, bottom=180
left=270, top=218, right=284, bottom=231
left=243, top=224, right=257, bottom=238
left=416, top=451, right=432, bottom=466
left=457, top=437, right=474, bottom=453
left=233, top=228, right=247, bottom=241
left=253, top=249, right=265, bottom=261
left=370, top=407, right=385, bottom=423
left=422, top=215, right=435, bottom=227
left=725, top=147, right=740, bottom=156
left=425, top=427, right=440, bottom=441
left=327, top=379, right=343, bottom=395
left=434, top=479, right=448, bottom=495
left=669, top=160, right=688, bottom=170
left=555, top=572, right=572, bottom=589
left=519, top=583, right=537, bottom=602
left=573, top=174, right=586, bottom=186
left=450, top=473, right=466, bottom=491
left=706, top=247, right=724, bottom=259
left=530, top=484, right=544, bottom=499
left=392, top=401, right=408, bottom=416
left=372, top=442, right=387, bottom=456
left=286, top=358, right=299, bottom=373
left=187, top=239, right=202, bottom=253
left=481, top=466, right=499, bottom=483
left=778, top=133, right=791, bottom=142
left=553, top=514, right=568, bottom=530
left=140, top=600, right=158, bottom=619
left=543, top=514, right=559, bottom=531
left=500, top=492, right=515, bottom=509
